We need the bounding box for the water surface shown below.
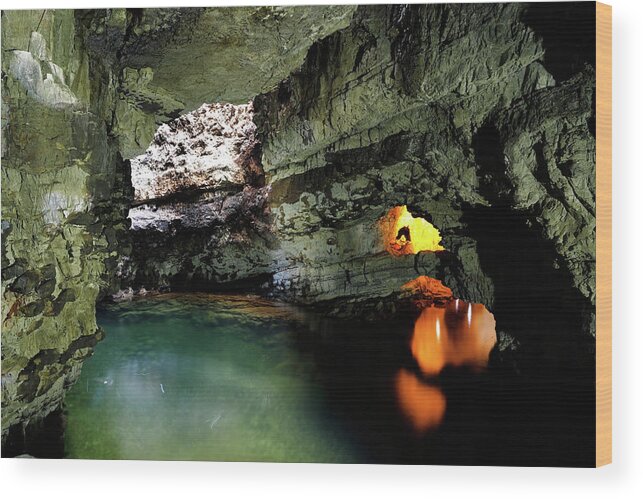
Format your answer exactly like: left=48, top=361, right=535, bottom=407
left=64, top=293, right=595, bottom=465
left=65, top=295, right=354, bottom=462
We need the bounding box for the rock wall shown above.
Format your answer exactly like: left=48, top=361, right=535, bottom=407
left=120, top=4, right=595, bottom=335
left=252, top=3, right=595, bottom=330
left=123, top=102, right=273, bottom=291
left=80, top=6, right=357, bottom=159
left=1, top=9, right=128, bottom=440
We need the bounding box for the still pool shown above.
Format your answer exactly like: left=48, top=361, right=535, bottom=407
left=64, top=295, right=357, bottom=462
left=64, top=293, right=595, bottom=465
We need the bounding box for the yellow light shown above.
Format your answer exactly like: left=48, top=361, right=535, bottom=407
left=379, top=205, right=444, bottom=256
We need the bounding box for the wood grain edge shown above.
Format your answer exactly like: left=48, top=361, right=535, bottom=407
left=596, top=1, right=612, bottom=468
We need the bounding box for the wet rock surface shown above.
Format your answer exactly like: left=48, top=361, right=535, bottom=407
left=1, top=10, right=129, bottom=444
left=123, top=5, right=595, bottom=342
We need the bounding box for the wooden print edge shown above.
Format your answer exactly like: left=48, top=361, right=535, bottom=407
left=596, top=1, right=612, bottom=468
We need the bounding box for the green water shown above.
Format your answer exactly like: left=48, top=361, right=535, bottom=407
left=64, top=294, right=356, bottom=462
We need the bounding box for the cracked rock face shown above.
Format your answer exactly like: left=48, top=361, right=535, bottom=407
left=123, top=102, right=272, bottom=291
left=7, top=33, right=79, bottom=109
left=81, top=6, right=358, bottom=159
left=131, top=102, right=260, bottom=204
left=114, top=6, right=358, bottom=109
left=2, top=6, right=353, bottom=445
left=1, top=10, right=130, bottom=442
left=250, top=4, right=595, bottom=325
left=125, top=4, right=595, bottom=338
left=246, top=3, right=597, bottom=352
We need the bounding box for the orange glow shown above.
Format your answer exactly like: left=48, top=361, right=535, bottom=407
left=395, top=369, right=446, bottom=433
left=379, top=206, right=444, bottom=256
left=410, top=300, right=497, bottom=377
left=402, top=276, right=453, bottom=304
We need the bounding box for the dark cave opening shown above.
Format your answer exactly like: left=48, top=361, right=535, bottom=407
left=462, top=206, right=592, bottom=357
left=461, top=205, right=595, bottom=462
left=472, top=121, right=513, bottom=203
left=471, top=109, right=594, bottom=354
left=522, top=2, right=596, bottom=84
left=466, top=94, right=595, bottom=465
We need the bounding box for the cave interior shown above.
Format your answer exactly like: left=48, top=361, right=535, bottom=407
left=1, top=3, right=597, bottom=465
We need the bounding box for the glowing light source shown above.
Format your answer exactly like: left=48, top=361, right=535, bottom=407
left=379, top=205, right=444, bottom=256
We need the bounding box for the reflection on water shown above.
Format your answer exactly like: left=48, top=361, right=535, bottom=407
left=395, top=299, right=496, bottom=434
left=62, top=293, right=594, bottom=465
left=411, top=300, right=497, bottom=377
left=395, top=369, right=446, bottom=433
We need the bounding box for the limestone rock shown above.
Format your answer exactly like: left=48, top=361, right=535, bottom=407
left=123, top=102, right=271, bottom=291
left=1, top=10, right=129, bottom=442
left=131, top=102, right=259, bottom=203
left=80, top=6, right=358, bottom=158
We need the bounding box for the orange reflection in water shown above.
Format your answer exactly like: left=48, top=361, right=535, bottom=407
left=379, top=205, right=444, bottom=256
left=395, top=369, right=446, bottom=433
left=411, top=300, right=497, bottom=377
